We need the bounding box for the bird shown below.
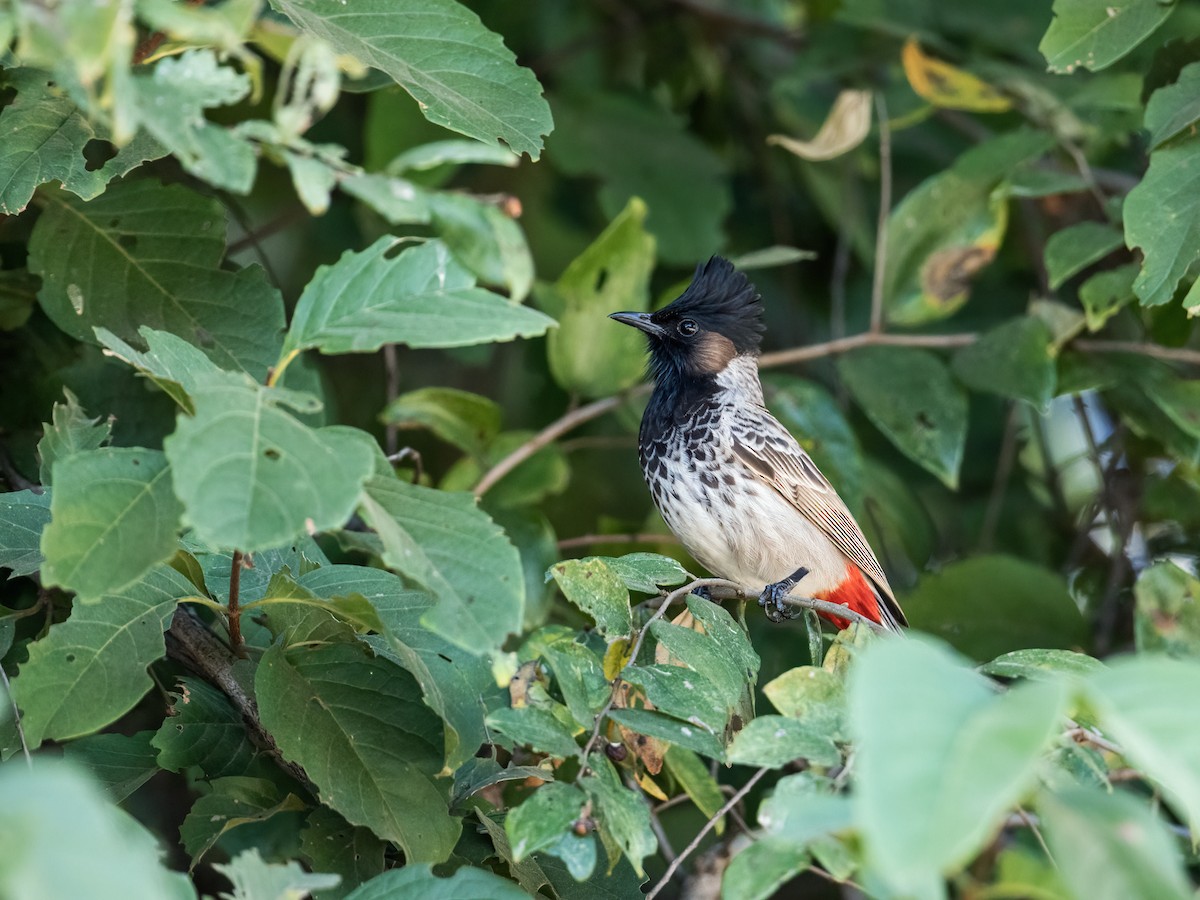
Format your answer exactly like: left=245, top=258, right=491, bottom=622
left=609, top=256, right=906, bottom=633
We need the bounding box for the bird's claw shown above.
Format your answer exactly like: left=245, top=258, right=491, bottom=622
left=758, top=566, right=810, bottom=623
left=691, top=585, right=714, bottom=602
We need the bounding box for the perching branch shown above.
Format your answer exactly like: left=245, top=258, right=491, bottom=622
left=227, top=550, right=246, bottom=658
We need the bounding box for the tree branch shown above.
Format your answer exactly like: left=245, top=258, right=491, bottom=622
left=870, top=94, right=892, bottom=335
left=227, top=550, right=245, bottom=657
left=556, top=532, right=679, bottom=551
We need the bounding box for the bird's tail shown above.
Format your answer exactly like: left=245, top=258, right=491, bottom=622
left=817, top=563, right=906, bottom=633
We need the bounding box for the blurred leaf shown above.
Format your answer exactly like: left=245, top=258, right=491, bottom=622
left=663, top=745, right=725, bottom=828
left=721, top=839, right=811, bottom=900
left=1040, top=0, right=1176, bottom=73
left=341, top=172, right=430, bottom=224
left=180, top=776, right=306, bottom=864
left=486, top=705, right=580, bottom=759
left=442, top=430, right=569, bottom=508
left=598, top=553, right=689, bottom=594
left=767, top=89, right=872, bottom=161
left=1087, top=654, right=1200, bottom=831
left=62, top=731, right=159, bottom=803
left=902, top=38, right=1011, bottom=112
left=764, top=375, right=864, bottom=512
left=386, top=139, right=520, bottom=174
left=1126, top=138, right=1200, bottom=307
left=762, top=665, right=845, bottom=740
left=838, top=346, right=968, bottom=488
left=903, top=555, right=1088, bottom=660
left=152, top=677, right=258, bottom=778
left=256, top=641, right=459, bottom=863
left=1039, top=787, right=1191, bottom=900
left=729, top=246, right=817, bottom=270
left=270, top=0, right=552, bottom=159
left=28, top=178, right=285, bottom=379
left=1133, top=561, right=1200, bottom=658
left=11, top=565, right=192, bottom=748
left=544, top=197, right=655, bottom=398
left=981, top=649, right=1105, bottom=681
left=1146, top=61, right=1200, bottom=149
left=1079, top=263, right=1138, bottom=331
left=1045, top=222, right=1124, bottom=290
left=1006, top=166, right=1089, bottom=198
left=550, top=558, right=633, bottom=640
left=299, top=808, right=388, bottom=900
left=37, top=388, right=111, bottom=485
left=541, top=639, right=609, bottom=727
left=550, top=94, right=728, bottom=263
left=428, top=192, right=534, bottom=302
left=284, top=239, right=553, bottom=356
left=0, top=762, right=193, bottom=899
left=40, top=448, right=183, bottom=600
left=134, top=50, right=256, bottom=192
left=580, top=754, right=656, bottom=876
left=359, top=475, right=525, bottom=655
left=849, top=637, right=1068, bottom=897
left=989, top=845, right=1070, bottom=900
left=0, top=269, right=38, bottom=330
left=213, top=849, right=340, bottom=900
left=345, top=864, right=531, bottom=900
left=95, top=326, right=229, bottom=413
left=952, top=317, right=1056, bottom=410
left=506, top=780, right=587, bottom=861
left=726, top=715, right=840, bottom=767
left=0, top=489, right=51, bottom=579
left=606, top=707, right=724, bottom=758
left=165, top=381, right=376, bottom=552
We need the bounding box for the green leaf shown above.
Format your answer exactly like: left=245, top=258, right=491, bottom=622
left=386, top=139, right=521, bottom=175
left=0, top=489, right=51, bottom=578
left=284, top=238, right=553, bottom=356
left=0, top=269, right=38, bottom=330
left=152, top=677, right=258, bottom=778
left=269, top=0, right=552, bottom=159
left=133, top=50, right=256, bottom=193
left=1126, top=138, right=1200, bottom=307
left=838, top=346, right=968, bottom=488
left=541, top=639, right=609, bottom=727
left=451, top=758, right=554, bottom=809
left=255, top=641, right=460, bottom=863
left=40, top=448, right=184, bottom=600
left=0, top=68, right=164, bottom=215
left=164, top=381, right=377, bottom=552
left=359, top=475, right=525, bottom=655
left=28, top=178, right=286, bottom=379
left=0, top=762, right=194, bottom=899
left=441, top=429, right=569, bottom=508
left=213, top=849, right=340, bottom=900
left=598, top=553, right=689, bottom=594
left=428, top=192, right=534, bottom=302
left=1086, top=654, right=1200, bottom=831
left=721, top=839, right=811, bottom=900
left=62, top=731, right=159, bottom=803
left=379, top=387, right=502, bottom=458
left=726, top=715, right=841, bottom=768
left=37, top=388, right=112, bottom=485
left=11, top=564, right=192, bottom=747
left=1039, top=788, right=1191, bottom=900
left=580, top=755, right=656, bottom=876
left=953, top=317, right=1056, bottom=410
left=506, top=781, right=587, bottom=861
left=1133, top=561, right=1200, bottom=658
left=549, top=558, right=632, bottom=640
left=849, top=638, right=1068, bottom=897
left=180, top=776, right=306, bottom=865
left=902, top=555, right=1088, bottom=661
left=95, top=326, right=228, bottom=413
left=663, top=746, right=726, bottom=827
left=344, top=864, right=533, bottom=900
left=300, top=808, right=386, bottom=900
left=549, top=94, right=728, bottom=263
left=1079, top=263, right=1139, bottom=331
left=981, top=649, right=1105, bottom=681
left=1146, top=61, right=1200, bottom=149
left=762, top=665, right=846, bottom=741
left=1040, top=0, right=1176, bottom=73
left=543, top=197, right=656, bottom=398
left=622, top=663, right=730, bottom=739
left=485, top=706, right=580, bottom=759
left=1045, top=221, right=1124, bottom=290
left=606, top=707, right=724, bottom=758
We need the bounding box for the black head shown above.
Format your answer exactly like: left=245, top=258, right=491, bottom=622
left=609, top=256, right=764, bottom=383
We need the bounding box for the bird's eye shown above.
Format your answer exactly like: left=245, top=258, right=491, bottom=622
left=677, top=318, right=698, bottom=336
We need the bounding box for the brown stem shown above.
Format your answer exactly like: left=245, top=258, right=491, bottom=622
left=556, top=532, right=679, bottom=551
left=869, top=94, right=892, bottom=335
left=228, top=550, right=245, bottom=658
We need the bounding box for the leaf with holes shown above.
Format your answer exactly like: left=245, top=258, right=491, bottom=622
left=152, top=677, right=258, bottom=778
left=0, top=490, right=51, bottom=579
left=37, top=389, right=112, bottom=486
left=1040, top=0, right=1175, bottom=73
left=1126, top=137, right=1200, bottom=308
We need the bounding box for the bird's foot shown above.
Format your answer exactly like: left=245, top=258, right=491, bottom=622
left=759, top=566, right=810, bottom=623
left=691, top=585, right=713, bottom=602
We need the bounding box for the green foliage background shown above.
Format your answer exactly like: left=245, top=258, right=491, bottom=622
left=3, top=0, right=1200, bottom=897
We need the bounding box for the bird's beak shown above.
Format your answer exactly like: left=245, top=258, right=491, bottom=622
left=609, top=311, right=666, bottom=337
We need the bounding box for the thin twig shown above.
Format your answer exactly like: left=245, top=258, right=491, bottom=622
left=1072, top=338, right=1200, bottom=366
left=758, top=331, right=977, bottom=368
left=556, top=532, right=679, bottom=551
left=1016, top=807, right=1056, bottom=868
left=648, top=768, right=770, bottom=900
left=384, top=346, right=400, bottom=457
left=1065, top=725, right=1122, bottom=756
left=386, top=447, right=423, bottom=484
left=0, top=663, right=31, bottom=767
left=228, top=550, right=245, bottom=658
left=979, top=403, right=1021, bottom=552
left=869, top=94, right=892, bottom=335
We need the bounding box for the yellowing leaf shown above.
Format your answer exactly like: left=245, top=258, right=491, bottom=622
left=902, top=38, right=1011, bottom=113
left=767, top=89, right=873, bottom=162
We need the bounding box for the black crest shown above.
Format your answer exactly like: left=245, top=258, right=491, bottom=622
left=652, top=256, right=765, bottom=354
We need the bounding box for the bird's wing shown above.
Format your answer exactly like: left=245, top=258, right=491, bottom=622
left=730, top=410, right=907, bottom=628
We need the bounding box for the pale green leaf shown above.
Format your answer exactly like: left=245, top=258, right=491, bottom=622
left=386, top=139, right=519, bottom=174
left=40, top=448, right=184, bottom=600
left=344, top=864, right=532, bottom=900
left=721, top=839, right=810, bottom=900
left=981, top=649, right=1105, bottom=681
left=726, top=715, right=841, bottom=768
left=506, top=781, right=587, bottom=861
left=549, top=558, right=632, bottom=639
left=11, top=565, right=193, bottom=747
left=952, top=317, right=1056, bottom=410
left=540, top=639, right=609, bottom=727
left=269, top=0, right=552, bottom=159
left=1045, top=221, right=1124, bottom=290
left=255, top=642, right=460, bottom=862
left=838, top=346, right=968, bottom=488
left=580, top=755, right=656, bottom=876
left=358, top=475, right=525, bottom=655
left=29, top=178, right=286, bottom=379
left=379, top=386, right=502, bottom=458
left=1126, top=139, right=1200, bottom=307
left=37, top=388, right=112, bottom=485
left=1040, top=0, right=1175, bottom=73
left=214, top=849, right=340, bottom=900
left=440, top=429, right=569, bottom=508
left=598, top=553, right=689, bottom=594
left=0, top=489, right=51, bottom=578
left=663, top=746, right=725, bottom=827
left=164, top=381, right=376, bottom=552
left=1133, top=561, right=1200, bottom=658
left=284, top=238, right=553, bottom=356
left=762, top=665, right=845, bottom=741
left=428, top=191, right=534, bottom=302
left=1079, top=263, right=1139, bottom=331
left=95, top=325, right=230, bottom=413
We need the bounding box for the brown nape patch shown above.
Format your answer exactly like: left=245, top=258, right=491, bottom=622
left=691, top=332, right=737, bottom=374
